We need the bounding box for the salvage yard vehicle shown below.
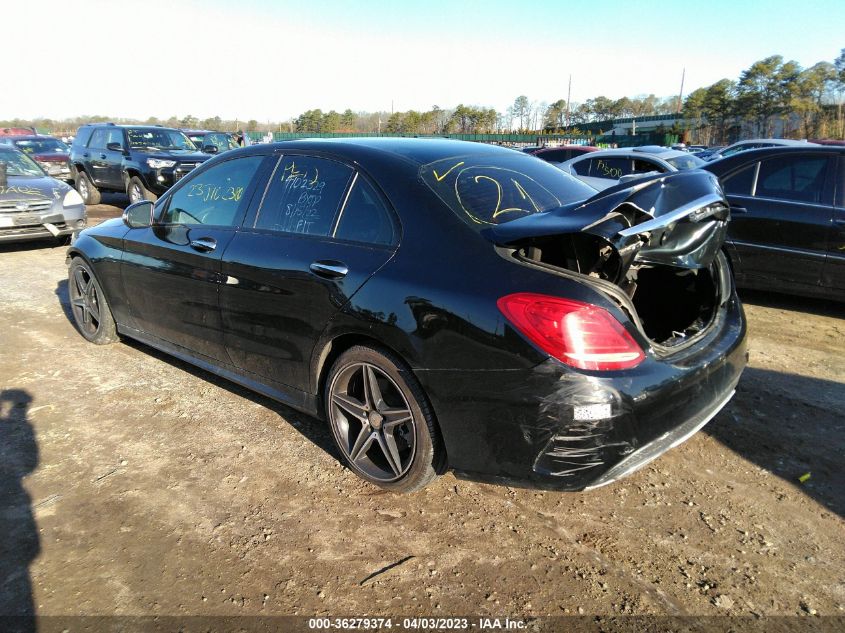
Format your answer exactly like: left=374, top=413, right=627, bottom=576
left=0, top=134, right=74, bottom=183
left=70, top=123, right=211, bottom=205
left=183, top=129, right=240, bottom=154
left=701, top=138, right=817, bottom=162
left=0, top=145, right=86, bottom=243
left=525, top=145, right=599, bottom=163
left=66, top=139, right=747, bottom=493
left=558, top=146, right=705, bottom=190
left=704, top=146, right=845, bottom=300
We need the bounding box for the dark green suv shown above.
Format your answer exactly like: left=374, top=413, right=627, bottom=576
left=70, top=124, right=210, bottom=204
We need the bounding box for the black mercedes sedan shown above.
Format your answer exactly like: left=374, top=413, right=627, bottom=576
left=67, top=138, right=747, bottom=493
left=703, top=146, right=845, bottom=301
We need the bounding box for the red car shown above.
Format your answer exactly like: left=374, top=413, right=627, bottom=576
left=528, top=145, right=599, bottom=164
left=0, top=135, right=73, bottom=183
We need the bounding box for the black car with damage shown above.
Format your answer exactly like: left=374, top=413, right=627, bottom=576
left=65, top=139, right=747, bottom=492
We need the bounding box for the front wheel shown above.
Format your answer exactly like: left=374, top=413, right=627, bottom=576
left=325, top=345, right=444, bottom=493
left=68, top=258, right=118, bottom=344
left=75, top=171, right=101, bottom=205
left=127, top=176, right=158, bottom=204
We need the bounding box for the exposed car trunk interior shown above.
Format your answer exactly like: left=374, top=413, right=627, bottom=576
left=513, top=239, right=722, bottom=347
left=492, top=171, right=732, bottom=349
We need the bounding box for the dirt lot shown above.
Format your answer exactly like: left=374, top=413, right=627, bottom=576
left=1, top=196, right=844, bottom=626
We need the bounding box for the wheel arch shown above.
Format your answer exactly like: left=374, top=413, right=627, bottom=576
left=312, top=332, right=448, bottom=469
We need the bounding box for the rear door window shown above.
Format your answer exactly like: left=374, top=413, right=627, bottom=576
left=632, top=159, right=663, bottom=174
left=253, top=155, right=353, bottom=236
left=723, top=163, right=758, bottom=196
left=755, top=155, right=830, bottom=204
left=571, top=157, right=592, bottom=176
left=88, top=129, right=108, bottom=149
left=333, top=176, right=396, bottom=246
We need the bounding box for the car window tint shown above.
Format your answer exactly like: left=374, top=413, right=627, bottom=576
left=756, top=155, right=828, bottom=204
left=162, top=156, right=264, bottom=226
left=334, top=176, right=395, bottom=246
left=571, top=158, right=592, bottom=176
left=633, top=159, right=661, bottom=174
left=88, top=129, right=108, bottom=149
left=254, top=155, right=353, bottom=236
left=540, top=149, right=568, bottom=162
left=106, top=129, right=124, bottom=148
left=723, top=164, right=757, bottom=196
left=838, top=159, right=845, bottom=207
left=591, top=157, right=631, bottom=179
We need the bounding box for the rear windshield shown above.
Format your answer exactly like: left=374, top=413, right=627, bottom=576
left=420, top=154, right=595, bottom=226
left=14, top=138, right=69, bottom=154
left=665, top=154, right=705, bottom=171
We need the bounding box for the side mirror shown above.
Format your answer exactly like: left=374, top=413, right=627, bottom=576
left=123, top=200, right=154, bottom=228
left=106, top=142, right=124, bottom=152
left=202, top=144, right=219, bottom=154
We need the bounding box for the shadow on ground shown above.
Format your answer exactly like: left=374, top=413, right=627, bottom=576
left=53, top=280, right=339, bottom=463
left=706, top=366, right=845, bottom=520
left=52, top=277, right=845, bottom=518
left=737, top=288, right=845, bottom=319
left=0, top=389, right=38, bottom=633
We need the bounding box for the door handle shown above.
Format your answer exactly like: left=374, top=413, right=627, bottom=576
left=83, top=153, right=89, bottom=158
left=730, top=206, right=747, bottom=214
left=100, top=154, right=107, bottom=159
left=189, top=236, right=217, bottom=252
left=310, top=260, right=348, bottom=279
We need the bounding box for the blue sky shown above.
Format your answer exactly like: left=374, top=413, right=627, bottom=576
left=5, top=0, right=843, bottom=121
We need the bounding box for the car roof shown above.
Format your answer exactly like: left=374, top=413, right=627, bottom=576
left=3, top=135, right=58, bottom=141
left=703, top=144, right=845, bottom=172
left=233, top=137, right=525, bottom=165
left=81, top=123, right=182, bottom=132
left=727, top=138, right=815, bottom=147
left=567, top=147, right=687, bottom=161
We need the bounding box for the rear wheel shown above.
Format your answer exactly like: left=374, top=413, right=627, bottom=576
left=128, top=176, right=158, bottom=204
left=325, top=345, right=444, bottom=493
left=68, top=258, right=118, bottom=344
left=75, top=171, right=101, bottom=205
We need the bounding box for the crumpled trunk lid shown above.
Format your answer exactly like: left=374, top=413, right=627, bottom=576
left=487, top=170, right=730, bottom=286
left=488, top=170, right=733, bottom=349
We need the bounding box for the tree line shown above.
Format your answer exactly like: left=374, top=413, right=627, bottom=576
left=4, top=49, right=844, bottom=140
left=683, top=50, right=845, bottom=143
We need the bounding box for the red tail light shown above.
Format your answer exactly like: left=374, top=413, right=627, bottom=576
left=497, top=293, right=645, bottom=371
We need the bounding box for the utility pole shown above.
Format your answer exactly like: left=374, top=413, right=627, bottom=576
left=676, top=67, right=686, bottom=114
left=565, top=74, right=572, bottom=128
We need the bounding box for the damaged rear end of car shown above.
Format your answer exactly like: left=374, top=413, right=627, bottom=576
left=419, top=158, right=747, bottom=490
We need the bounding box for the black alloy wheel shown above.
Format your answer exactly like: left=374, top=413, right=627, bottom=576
left=326, top=346, right=443, bottom=492
left=68, top=258, right=118, bottom=344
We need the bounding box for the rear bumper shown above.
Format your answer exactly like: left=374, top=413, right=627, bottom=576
left=417, top=292, right=748, bottom=491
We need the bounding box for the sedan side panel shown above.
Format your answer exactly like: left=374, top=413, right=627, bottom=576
left=220, top=232, right=395, bottom=392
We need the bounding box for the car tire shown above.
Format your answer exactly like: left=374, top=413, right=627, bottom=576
left=75, top=171, right=101, bottom=205
left=128, top=176, right=158, bottom=204
left=325, top=345, right=445, bottom=493
left=68, top=257, right=119, bottom=345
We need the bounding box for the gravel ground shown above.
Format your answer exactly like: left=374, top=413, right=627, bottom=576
left=1, top=197, right=843, bottom=626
